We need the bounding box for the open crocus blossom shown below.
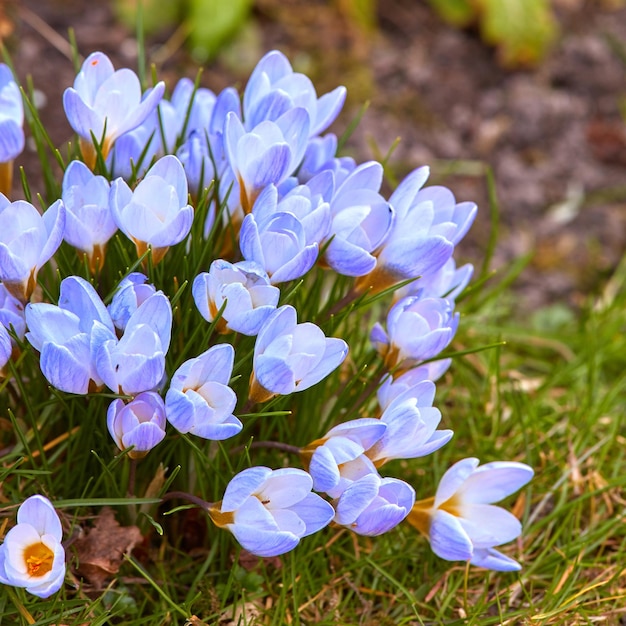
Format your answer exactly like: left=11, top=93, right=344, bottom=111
left=407, top=457, right=534, bottom=571
left=165, top=344, right=242, bottom=440
left=107, top=392, right=167, bottom=458
left=192, top=259, right=280, bottom=336
left=0, top=495, right=65, bottom=598
left=0, top=63, right=25, bottom=196
left=0, top=194, right=65, bottom=303
left=371, top=295, right=459, bottom=373
left=208, top=466, right=335, bottom=557
left=249, top=305, right=348, bottom=403
left=110, top=155, right=194, bottom=265
left=63, top=51, right=165, bottom=168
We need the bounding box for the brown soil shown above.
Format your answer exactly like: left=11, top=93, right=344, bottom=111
left=5, top=0, right=626, bottom=311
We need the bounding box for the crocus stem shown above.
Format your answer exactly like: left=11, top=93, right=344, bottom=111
left=0, top=161, right=13, bottom=197
left=161, top=491, right=212, bottom=511
left=127, top=458, right=137, bottom=497
left=230, top=440, right=301, bottom=456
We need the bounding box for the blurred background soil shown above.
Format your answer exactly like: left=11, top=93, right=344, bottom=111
left=3, top=0, right=626, bottom=312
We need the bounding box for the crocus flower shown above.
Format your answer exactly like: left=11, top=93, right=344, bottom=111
left=62, top=160, right=116, bottom=272
left=107, top=391, right=167, bottom=458
left=333, top=473, right=415, bottom=536
left=249, top=305, right=348, bottom=403
left=371, top=296, right=459, bottom=373
left=0, top=283, right=26, bottom=343
left=0, top=495, right=65, bottom=598
left=243, top=50, right=346, bottom=137
left=25, top=276, right=116, bottom=394
left=377, top=362, right=451, bottom=411
left=208, top=466, right=335, bottom=557
left=96, top=291, right=172, bottom=395
left=0, top=63, right=25, bottom=196
left=110, top=155, right=194, bottom=264
left=63, top=51, right=165, bottom=168
left=407, top=457, right=534, bottom=571
left=239, top=185, right=319, bottom=284
left=192, top=259, right=279, bottom=336
left=0, top=324, right=10, bottom=372
left=302, top=418, right=387, bottom=495
left=367, top=394, right=453, bottom=466
left=0, top=194, right=65, bottom=303
left=165, top=344, right=242, bottom=440
left=357, top=166, right=477, bottom=294
left=107, top=272, right=156, bottom=331
left=319, top=161, right=393, bottom=277
left=224, top=108, right=310, bottom=214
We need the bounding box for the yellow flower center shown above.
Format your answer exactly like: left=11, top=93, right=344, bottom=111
left=23, top=541, right=54, bottom=577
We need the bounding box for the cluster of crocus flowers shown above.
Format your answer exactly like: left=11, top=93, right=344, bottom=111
left=0, top=47, right=534, bottom=598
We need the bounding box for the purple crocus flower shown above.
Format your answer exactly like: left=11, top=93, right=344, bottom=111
left=110, top=155, right=194, bottom=264
left=0, top=194, right=65, bottom=303
left=318, top=161, right=393, bottom=277
left=243, top=50, right=346, bottom=137
left=107, top=272, right=157, bottom=331
left=25, top=276, right=116, bottom=394
left=407, top=457, right=534, bottom=571
left=223, top=108, right=310, bottom=214
left=192, top=259, right=279, bottom=336
left=239, top=185, right=319, bottom=284
left=209, top=466, right=335, bottom=557
left=107, top=391, right=166, bottom=458
left=0, top=283, right=26, bottom=343
left=358, top=166, right=477, bottom=293
left=371, top=295, right=459, bottom=372
left=0, top=495, right=65, bottom=598
left=63, top=51, right=165, bottom=168
left=333, top=473, right=415, bottom=536
left=0, top=63, right=24, bottom=195
left=62, top=160, right=116, bottom=272
left=165, top=344, right=242, bottom=440
left=250, top=305, right=348, bottom=403
left=96, top=291, right=172, bottom=396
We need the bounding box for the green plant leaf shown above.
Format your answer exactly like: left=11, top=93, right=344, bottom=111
left=478, top=0, right=558, bottom=66
left=428, top=0, right=477, bottom=26
left=187, top=0, right=254, bottom=62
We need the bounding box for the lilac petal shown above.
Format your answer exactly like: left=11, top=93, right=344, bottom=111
left=389, top=166, right=430, bottom=218
left=309, top=446, right=342, bottom=492
left=38, top=200, right=66, bottom=269
left=288, top=492, right=335, bottom=536
left=324, top=236, right=377, bottom=277
left=248, top=143, right=293, bottom=190
left=429, top=509, right=473, bottom=561
left=312, top=86, right=347, bottom=136
left=17, top=496, right=62, bottom=540
left=63, top=88, right=105, bottom=139
left=122, top=421, right=166, bottom=452
left=222, top=466, right=272, bottom=511
left=460, top=504, right=522, bottom=547
left=40, top=340, right=91, bottom=394
left=461, top=462, right=534, bottom=504
left=297, top=337, right=348, bottom=391
left=229, top=524, right=299, bottom=558
left=0, top=120, right=24, bottom=161
left=470, top=547, right=521, bottom=572
left=269, top=242, right=318, bottom=284
left=435, top=458, right=480, bottom=507
left=255, top=354, right=296, bottom=394
left=334, top=473, right=379, bottom=525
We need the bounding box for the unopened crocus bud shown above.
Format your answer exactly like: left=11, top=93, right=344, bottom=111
left=0, top=495, right=65, bottom=598
left=0, top=64, right=25, bottom=196
left=110, top=155, right=194, bottom=265
left=107, top=392, right=166, bottom=459
left=0, top=194, right=65, bottom=303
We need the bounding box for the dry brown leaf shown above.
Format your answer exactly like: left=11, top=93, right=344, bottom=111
left=73, top=507, right=143, bottom=589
